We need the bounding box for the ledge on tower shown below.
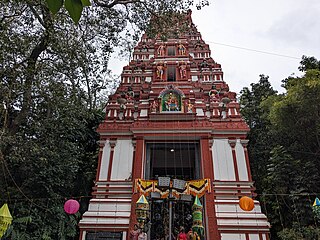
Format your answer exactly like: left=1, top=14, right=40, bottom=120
left=149, top=112, right=196, bottom=121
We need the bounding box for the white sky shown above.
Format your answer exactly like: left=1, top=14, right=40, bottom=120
left=110, top=0, right=320, bottom=94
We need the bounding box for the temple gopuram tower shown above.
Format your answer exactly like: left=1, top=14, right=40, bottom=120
left=79, top=10, right=270, bottom=240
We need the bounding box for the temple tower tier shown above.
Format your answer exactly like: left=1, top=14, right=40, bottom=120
left=79, top=10, right=270, bottom=240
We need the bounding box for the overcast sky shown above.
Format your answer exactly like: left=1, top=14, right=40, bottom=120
left=110, top=0, right=320, bottom=94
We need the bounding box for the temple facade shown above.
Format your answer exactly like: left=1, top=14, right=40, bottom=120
left=79, top=11, right=270, bottom=240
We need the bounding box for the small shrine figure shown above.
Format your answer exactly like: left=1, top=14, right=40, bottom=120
left=199, top=59, right=208, bottom=69
left=209, top=89, right=218, bottom=102
left=126, top=88, right=134, bottom=101
left=179, top=62, right=187, bottom=79
left=187, top=100, right=193, bottom=113
left=141, top=43, right=148, bottom=52
left=187, top=229, right=200, bottom=240
left=178, top=44, right=186, bottom=55
left=165, top=92, right=179, bottom=111
left=156, top=63, right=165, bottom=80
left=209, top=85, right=220, bottom=102
left=150, top=100, right=158, bottom=113
left=157, top=44, right=165, bottom=56
left=129, top=224, right=140, bottom=240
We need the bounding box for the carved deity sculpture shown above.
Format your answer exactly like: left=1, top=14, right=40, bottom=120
left=150, top=100, right=158, bottom=113
left=178, top=44, right=186, bottom=55
left=164, top=92, right=179, bottom=111
left=156, top=63, right=165, bottom=80
left=178, top=62, right=187, bottom=79
left=157, top=44, right=165, bottom=56
left=187, top=100, right=193, bottom=113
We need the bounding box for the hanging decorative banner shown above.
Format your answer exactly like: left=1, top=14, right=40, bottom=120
left=135, top=179, right=211, bottom=198
left=187, top=179, right=211, bottom=197
left=135, top=179, right=155, bottom=196
left=0, top=203, right=13, bottom=238
left=312, top=197, right=320, bottom=220
left=313, top=197, right=320, bottom=207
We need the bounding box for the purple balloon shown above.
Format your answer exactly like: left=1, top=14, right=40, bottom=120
left=64, top=199, right=80, bottom=214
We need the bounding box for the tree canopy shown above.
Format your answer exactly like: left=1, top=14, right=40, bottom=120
left=240, top=56, right=320, bottom=240
left=0, top=0, right=208, bottom=238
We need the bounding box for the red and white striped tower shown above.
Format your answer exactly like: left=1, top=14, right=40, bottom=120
left=79, top=10, right=270, bottom=240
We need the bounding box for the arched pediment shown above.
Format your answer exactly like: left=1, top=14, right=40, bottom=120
left=158, top=85, right=185, bottom=98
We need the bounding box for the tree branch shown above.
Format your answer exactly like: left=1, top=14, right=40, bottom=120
left=27, top=3, right=45, bottom=28
left=93, top=0, right=141, bottom=8
left=10, top=5, right=53, bottom=135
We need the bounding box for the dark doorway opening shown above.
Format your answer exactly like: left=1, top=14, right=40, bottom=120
left=167, top=66, right=176, bottom=82
left=145, top=142, right=200, bottom=180
left=167, top=46, right=176, bottom=56
left=145, top=142, right=201, bottom=239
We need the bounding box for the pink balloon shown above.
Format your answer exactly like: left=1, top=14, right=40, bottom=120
left=64, top=199, right=80, bottom=214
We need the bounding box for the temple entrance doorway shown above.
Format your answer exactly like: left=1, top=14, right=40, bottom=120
left=145, top=142, right=200, bottom=239
left=150, top=198, right=193, bottom=239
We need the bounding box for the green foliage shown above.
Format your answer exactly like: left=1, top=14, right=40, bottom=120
left=0, top=0, right=206, bottom=238
left=269, top=69, right=320, bottom=158
left=46, top=0, right=63, bottom=14
left=64, top=0, right=84, bottom=24
left=0, top=81, right=104, bottom=238
left=45, top=0, right=207, bottom=25
left=46, top=0, right=91, bottom=23
left=81, top=0, right=91, bottom=7
left=278, top=228, right=304, bottom=240
left=240, top=74, right=278, bottom=128
left=266, top=146, right=294, bottom=194
left=278, top=226, right=320, bottom=240
left=313, top=206, right=320, bottom=220
left=298, top=55, right=320, bottom=72
left=240, top=56, right=320, bottom=239
left=239, top=74, right=278, bottom=191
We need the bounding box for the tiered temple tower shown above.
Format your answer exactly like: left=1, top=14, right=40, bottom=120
left=79, top=10, right=270, bottom=240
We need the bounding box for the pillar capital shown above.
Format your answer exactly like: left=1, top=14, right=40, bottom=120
left=97, top=140, right=107, bottom=150
left=131, top=139, right=137, bottom=149
left=209, top=138, right=214, bottom=149
left=228, top=139, right=237, bottom=148
left=109, top=139, right=117, bottom=149
left=240, top=139, right=249, bottom=148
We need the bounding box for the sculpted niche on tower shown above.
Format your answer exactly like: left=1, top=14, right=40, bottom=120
left=159, top=85, right=185, bottom=112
